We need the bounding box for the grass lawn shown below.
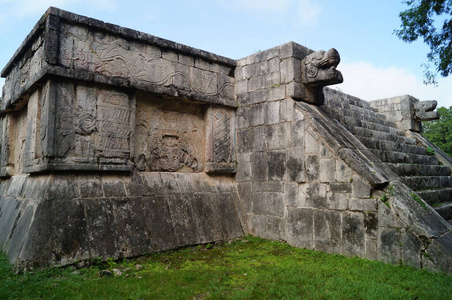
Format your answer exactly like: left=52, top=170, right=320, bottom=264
left=1, top=236, right=451, bottom=299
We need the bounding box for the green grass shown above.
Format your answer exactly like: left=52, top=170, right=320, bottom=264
left=1, top=236, right=452, bottom=299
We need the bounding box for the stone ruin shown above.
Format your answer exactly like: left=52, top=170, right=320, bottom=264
left=1, top=7, right=452, bottom=273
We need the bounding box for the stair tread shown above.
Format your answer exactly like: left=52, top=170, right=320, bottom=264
left=385, top=163, right=451, bottom=176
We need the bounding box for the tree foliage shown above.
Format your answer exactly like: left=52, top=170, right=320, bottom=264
left=395, top=0, right=452, bottom=84
left=422, top=106, right=452, bottom=156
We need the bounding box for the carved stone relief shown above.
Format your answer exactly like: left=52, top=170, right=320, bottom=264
left=2, top=35, right=44, bottom=107
left=58, top=23, right=234, bottom=98
left=299, top=48, right=343, bottom=105
left=134, top=95, right=205, bottom=172
left=413, top=100, right=440, bottom=121
left=53, top=82, right=133, bottom=167
left=205, top=107, right=237, bottom=173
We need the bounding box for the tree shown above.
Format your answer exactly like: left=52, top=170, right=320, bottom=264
left=422, top=106, right=452, bottom=156
left=395, top=0, right=452, bottom=85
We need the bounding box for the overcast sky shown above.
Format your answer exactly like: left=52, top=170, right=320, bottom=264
left=1, top=0, right=452, bottom=107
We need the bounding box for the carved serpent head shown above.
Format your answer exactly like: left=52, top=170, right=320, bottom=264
left=302, top=48, right=343, bottom=87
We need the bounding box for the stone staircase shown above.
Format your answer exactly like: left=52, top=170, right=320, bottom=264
left=324, top=89, right=452, bottom=223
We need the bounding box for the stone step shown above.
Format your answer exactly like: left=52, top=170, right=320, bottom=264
left=417, top=188, right=452, bottom=206
left=386, top=163, right=451, bottom=177
left=359, top=137, right=427, bottom=155
left=370, top=149, right=440, bottom=165
left=433, top=202, right=452, bottom=222
left=353, top=128, right=416, bottom=145
left=400, top=176, right=452, bottom=191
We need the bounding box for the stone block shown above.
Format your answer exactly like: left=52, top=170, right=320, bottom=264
left=247, top=214, right=282, bottom=241
left=268, top=57, right=280, bottom=73
left=292, top=119, right=305, bottom=148
left=268, top=85, right=286, bottom=101
left=319, top=142, right=331, bottom=158
left=253, top=181, right=284, bottom=192
left=427, top=233, right=452, bottom=274
left=314, top=210, right=342, bottom=254
left=178, top=54, right=194, bottom=66
left=330, top=183, right=351, bottom=193
left=250, top=152, right=268, bottom=181
left=286, top=207, right=314, bottom=249
left=342, top=211, right=365, bottom=258
left=280, top=57, right=301, bottom=83
left=335, top=160, right=352, bottom=183
left=377, top=227, right=401, bottom=264
left=267, top=123, right=290, bottom=150
left=162, top=50, right=178, bottom=62
left=326, top=192, right=348, bottom=210
left=237, top=128, right=253, bottom=153
left=365, top=238, right=377, bottom=260
left=243, top=64, right=257, bottom=79
left=265, top=101, right=280, bottom=125
left=252, top=192, right=285, bottom=217
left=319, top=158, right=335, bottom=183
left=286, top=82, right=307, bottom=100
left=305, top=155, right=319, bottom=182
left=377, top=199, right=403, bottom=227
left=266, top=70, right=281, bottom=86
left=237, top=153, right=251, bottom=182
left=401, top=229, right=422, bottom=268
left=285, top=182, right=300, bottom=206
left=237, top=107, right=250, bottom=129
left=349, top=198, right=377, bottom=212
left=300, top=183, right=328, bottom=208
left=238, top=182, right=253, bottom=214
left=363, top=212, right=378, bottom=239
left=352, top=176, right=371, bottom=198
left=252, top=126, right=267, bottom=151
left=194, top=58, right=210, bottom=70
left=287, top=148, right=305, bottom=183
left=249, top=104, right=265, bottom=126
left=268, top=151, right=286, bottom=181
left=280, top=98, right=294, bottom=123
left=102, top=178, right=126, bottom=198
left=248, top=75, right=266, bottom=92
left=235, top=80, right=248, bottom=95
left=305, top=132, right=318, bottom=154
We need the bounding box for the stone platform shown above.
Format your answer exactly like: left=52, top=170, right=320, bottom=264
left=1, top=7, right=452, bottom=274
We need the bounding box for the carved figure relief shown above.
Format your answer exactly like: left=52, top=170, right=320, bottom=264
left=54, top=83, right=132, bottom=162
left=59, top=24, right=234, bottom=97
left=134, top=97, right=205, bottom=172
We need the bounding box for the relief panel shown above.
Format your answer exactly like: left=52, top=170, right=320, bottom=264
left=22, top=80, right=134, bottom=172
left=58, top=23, right=234, bottom=99
left=134, top=95, right=205, bottom=172
left=205, top=107, right=237, bottom=173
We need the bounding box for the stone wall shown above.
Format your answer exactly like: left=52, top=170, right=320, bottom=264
left=1, top=7, right=452, bottom=273
left=0, top=172, right=242, bottom=269
left=0, top=7, right=243, bottom=270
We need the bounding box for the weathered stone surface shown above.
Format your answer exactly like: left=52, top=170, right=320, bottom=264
left=286, top=208, right=314, bottom=249
left=377, top=227, right=401, bottom=264
left=314, top=210, right=342, bottom=254
left=3, top=173, right=243, bottom=269
left=342, top=212, right=365, bottom=257
left=2, top=6, right=452, bottom=275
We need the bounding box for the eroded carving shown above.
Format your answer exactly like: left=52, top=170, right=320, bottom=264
left=59, top=24, right=234, bottom=97
left=414, top=100, right=440, bottom=121
left=54, top=83, right=133, bottom=164
left=300, top=48, right=343, bottom=105
left=205, top=107, right=236, bottom=173
left=134, top=97, right=205, bottom=172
